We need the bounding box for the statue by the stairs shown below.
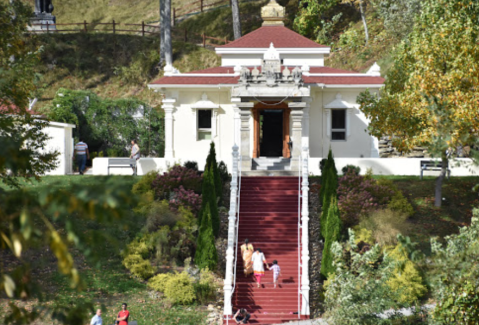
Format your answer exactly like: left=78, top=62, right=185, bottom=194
left=30, top=0, right=56, bottom=32
left=34, top=0, right=54, bottom=14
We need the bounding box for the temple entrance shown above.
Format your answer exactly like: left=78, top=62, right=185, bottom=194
left=253, top=103, right=291, bottom=158
left=260, top=110, right=283, bottom=157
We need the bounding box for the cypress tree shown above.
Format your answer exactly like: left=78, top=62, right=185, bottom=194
left=199, top=166, right=219, bottom=236
left=320, top=196, right=342, bottom=279
left=195, top=203, right=218, bottom=270
left=320, top=149, right=338, bottom=240
left=205, top=142, right=223, bottom=206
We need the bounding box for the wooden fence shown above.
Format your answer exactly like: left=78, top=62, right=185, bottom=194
left=173, top=0, right=230, bottom=23
left=29, top=21, right=230, bottom=46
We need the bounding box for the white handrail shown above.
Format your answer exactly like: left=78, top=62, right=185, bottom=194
left=297, top=150, right=302, bottom=319
left=231, top=154, right=242, bottom=298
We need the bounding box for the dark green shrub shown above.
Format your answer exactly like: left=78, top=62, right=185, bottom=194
left=319, top=158, right=327, bottom=174
left=341, top=164, right=361, bottom=175
left=320, top=149, right=339, bottom=240
left=183, top=161, right=198, bottom=171
left=194, top=268, right=218, bottom=304
left=320, top=196, right=342, bottom=279
left=132, top=171, right=158, bottom=195
left=195, top=203, right=218, bottom=270
left=199, top=166, right=219, bottom=236
left=145, top=200, right=180, bottom=232
left=205, top=142, right=222, bottom=205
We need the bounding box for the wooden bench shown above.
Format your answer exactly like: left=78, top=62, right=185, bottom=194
left=420, top=160, right=451, bottom=180
left=107, top=158, right=138, bottom=175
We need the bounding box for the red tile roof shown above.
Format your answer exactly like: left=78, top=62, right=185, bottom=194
left=149, top=66, right=385, bottom=86
left=217, top=26, right=328, bottom=48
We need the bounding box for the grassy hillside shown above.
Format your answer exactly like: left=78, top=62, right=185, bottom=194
left=31, top=33, right=219, bottom=111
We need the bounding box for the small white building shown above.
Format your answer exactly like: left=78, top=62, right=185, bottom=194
left=43, top=121, right=76, bottom=175
left=148, top=0, right=384, bottom=174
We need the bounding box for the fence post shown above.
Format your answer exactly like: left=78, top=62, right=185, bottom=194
left=173, top=8, right=176, bottom=25
left=224, top=37, right=227, bottom=44
left=113, top=20, right=116, bottom=34
left=46, top=22, right=49, bottom=33
left=201, top=0, right=204, bottom=12
left=202, top=33, right=206, bottom=48
left=184, top=28, right=187, bottom=42
left=83, top=20, right=87, bottom=32
left=142, top=21, right=145, bottom=37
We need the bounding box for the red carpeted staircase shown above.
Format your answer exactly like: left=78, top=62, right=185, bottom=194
left=225, top=176, right=308, bottom=325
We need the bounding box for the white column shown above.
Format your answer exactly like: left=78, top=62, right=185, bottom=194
left=300, top=146, right=310, bottom=315
left=290, top=108, right=303, bottom=171
left=224, top=144, right=239, bottom=317
left=238, top=102, right=254, bottom=171
left=163, top=98, right=176, bottom=160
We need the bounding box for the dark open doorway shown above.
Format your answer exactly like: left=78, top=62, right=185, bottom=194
left=260, top=110, right=283, bottom=157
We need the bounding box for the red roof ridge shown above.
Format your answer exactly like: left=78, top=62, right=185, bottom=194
left=217, top=26, right=328, bottom=49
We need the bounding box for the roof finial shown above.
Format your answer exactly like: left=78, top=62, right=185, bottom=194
left=261, top=0, right=285, bottom=26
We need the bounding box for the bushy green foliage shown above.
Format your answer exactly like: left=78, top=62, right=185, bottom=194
left=341, top=164, right=361, bottom=175
left=145, top=200, right=181, bottom=232
left=195, top=203, right=218, bottom=270
left=324, top=230, right=415, bottom=324
left=48, top=88, right=164, bottom=157
left=183, top=161, right=198, bottom=171
left=122, top=253, right=155, bottom=280
left=132, top=171, right=158, bottom=215
left=386, top=243, right=426, bottom=304
left=148, top=273, right=173, bottom=293
left=217, top=161, right=229, bottom=185
left=320, top=196, right=342, bottom=279
left=353, top=227, right=375, bottom=245
left=376, top=0, right=422, bottom=40
left=388, top=191, right=414, bottom=217
left=199, top=167, right=219, bottom=236
left=293, top=0, right=342, bottom=44
left=428, top=209, right=479, bottom=324
left=194, top=268, right=219, bottom=304
left=163, top=272, right=196, bottom=305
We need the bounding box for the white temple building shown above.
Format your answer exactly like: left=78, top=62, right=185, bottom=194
left=148, top=0, right=384, bottom=175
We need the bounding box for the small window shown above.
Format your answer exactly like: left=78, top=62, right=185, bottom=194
left=198, top=110, right=212, bottom=140
left=331, top=109, right=346, bottom=140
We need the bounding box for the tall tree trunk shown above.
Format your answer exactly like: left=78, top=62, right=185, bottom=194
left=164, top=0, right=173, bottom=67
left=159, top=0, right=165, bottom=65
left=359, top=0, right=369, bottom=46
left=231, top=0, right=241, bottom=40
left=434, top=154, right=448, bottom=207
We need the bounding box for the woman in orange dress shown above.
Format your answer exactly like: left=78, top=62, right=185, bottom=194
left=240, top=239, right=254, bottom=277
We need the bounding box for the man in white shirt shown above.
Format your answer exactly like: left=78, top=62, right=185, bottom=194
left=90, top=309, right=102, bottom=325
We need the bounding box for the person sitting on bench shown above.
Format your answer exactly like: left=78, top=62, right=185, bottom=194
left=233, top=308, right=250, bottom=324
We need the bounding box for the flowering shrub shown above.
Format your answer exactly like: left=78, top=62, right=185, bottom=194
left=338, top=171, right=394, bottom=228
left=152, top=165, right=202, bottom=199
left=169, top=186, right=202, bottom=215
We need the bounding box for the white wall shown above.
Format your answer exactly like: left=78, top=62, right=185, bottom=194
left=43, top=122, right=75, bottom=175
left=308, top=157, right=479, bottom=176
left=93, top=158, right=169, bottom=175
left=309, top=89, right=380, bottom=159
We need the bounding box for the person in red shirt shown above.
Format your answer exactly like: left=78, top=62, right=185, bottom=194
left=116, top=303, right=129, bottom=325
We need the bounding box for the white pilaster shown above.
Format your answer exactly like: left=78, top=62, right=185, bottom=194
left=346, top=108, right=353, bottom=138
left=290, top=107, right=304, bottom=171
left=302, top=98, right=312, bottom=148
left=323, top=109, right=331, bottom=137
left=224, top=144, right=239, bottom=317
left=238, top=102, right=254, bottom=171
left=163, top=98, right=176, bottom=160
left=300, top=146, right=310, bottom=315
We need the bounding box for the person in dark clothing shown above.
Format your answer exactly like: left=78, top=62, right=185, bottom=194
left=233, top=308, right=250, bottom=324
